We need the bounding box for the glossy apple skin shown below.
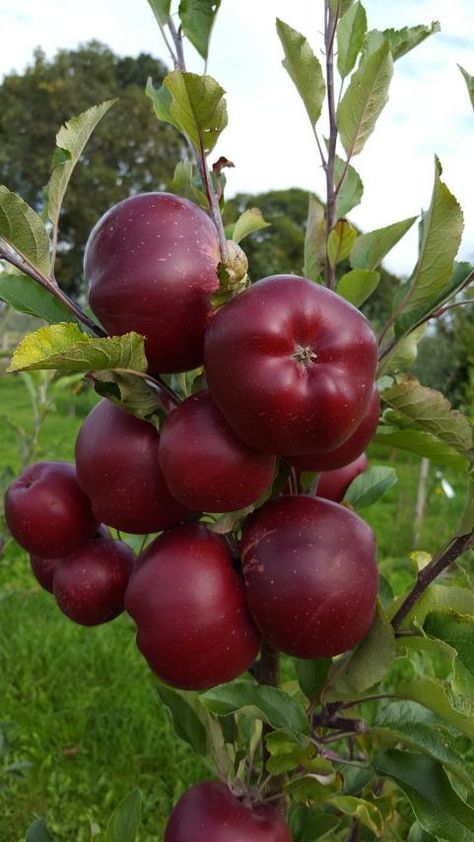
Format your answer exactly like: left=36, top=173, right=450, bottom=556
left=290, top=388, right=380, bottom=472
left=125, top=524, right=260, bottom=690
left=85, top=192, right=220, bottom=373
left=4, top=461, right=98, bottom=557
left=164, top=781, right=292, bottom=842
left=54, top=537, right=135, bottom=626
left=204, top=275, right=377, bottom=456
left=159, top=390, right=277, bottom=512
left=75, top=399, right=192, bottom=534
left=241, top=496, right=378, bottom=659
left=316, top=453, right=369, bottom=503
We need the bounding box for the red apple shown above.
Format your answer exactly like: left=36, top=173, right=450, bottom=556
left=316, top=453, right=369, bottom=503
left=290, top=388, right=380, bottom=472
left=75, top=399, right=193, bottom=534
left=29, top=525, right=111, bottom=594
left=125, top=523, right=260, bottom=690
left=158, top=390, right=276, bottom=512
left=53, top=537, right=135, bottom=626
left=204, top=275, right=377, bottom=457
left=4, top=461, right=98, bottom=557
left=241, top=496, right=378, bottom=658
left=85, top=192, right=220, bottom=373
left=164, top=781, right=291, bottom=842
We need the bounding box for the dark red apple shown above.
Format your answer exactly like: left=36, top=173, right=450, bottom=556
left=204, top=275, right=377, bottom=457
left=29, top=525, right=111, bottom=594
left=316, top=453, right=369, bottom=503
left=290, top=388, right=380, bottom=472
left=164, top=781, right=291, bottom=842
left=53, top=537, right=135, bottom=626
left=84, top=192, right=220, bottom=373
left=158, top=390, right=276, bottom=512
left=4, top=461, right=98, bottom=557
left=125, top=523, right=260, bottom=690
left=75, top=399, right=193, bottom=534
left=241, top=496, right=378, bottom=658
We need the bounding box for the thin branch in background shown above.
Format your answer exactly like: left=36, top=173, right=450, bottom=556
left=0, top=241, right=107, bottom=337
left=391, top=530, right=474, bottom=630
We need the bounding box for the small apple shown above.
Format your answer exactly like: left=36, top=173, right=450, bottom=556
left=241, top=496, right=378, bottom=658
left=75, top=399, right=193, bottom=534
left=5, top=461, right=98, bottom=557
left=125, top=523, right=260, bottom=690
left=85, top=192, right=220, bottom=373
left=164, top=781, right=292, bottom=842
left=158, top=390, right=276, bottom=512
left=53, top=537, right=135, bottom=626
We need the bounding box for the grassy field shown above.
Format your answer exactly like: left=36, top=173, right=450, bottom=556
left=0, top=373, right=469, bottom=840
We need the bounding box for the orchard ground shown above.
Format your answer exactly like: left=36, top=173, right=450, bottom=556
left=0, top=374, right=469, bottom=841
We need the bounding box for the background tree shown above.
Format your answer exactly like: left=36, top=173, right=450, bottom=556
left=0, top=42, right=184, bottom=294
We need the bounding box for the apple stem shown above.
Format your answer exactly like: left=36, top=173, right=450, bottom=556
left=324, top=0, right=340, bottom=292
left=391, top=529, right=474, bottom=630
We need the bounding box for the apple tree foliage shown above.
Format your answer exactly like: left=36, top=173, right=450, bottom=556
left=1, top=1, right=474, bottom=839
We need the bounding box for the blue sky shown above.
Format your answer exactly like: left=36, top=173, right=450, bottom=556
left=0, top=0, right=472, bottom=275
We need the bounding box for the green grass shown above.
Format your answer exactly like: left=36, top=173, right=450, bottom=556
left=0, top=374, right=469, bottom=840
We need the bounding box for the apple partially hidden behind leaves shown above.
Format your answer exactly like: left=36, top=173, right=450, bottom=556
left=164, top=781, right=292, bottom=842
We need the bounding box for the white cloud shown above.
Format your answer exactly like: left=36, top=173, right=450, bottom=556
left=0, top=0, right=472, bottom=275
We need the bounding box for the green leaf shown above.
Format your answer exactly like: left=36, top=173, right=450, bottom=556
left=344, top=465, right=397, bottom=509
left=377, top=324, right=427, bottom=377
left=398, top=164, right=463, bottom=320
left=146, top=0, right=171, bottom=25
left=331, top=795, right=383, bottom=837
left=147, top=71, right=227, bottom=155
left=265, top=730, right=332, bottom=776
left=0, top=274, right=79, bottom=325
left=380, top=376, right=473, bottom=458
left=295, top=658, right=332, bottom=703
left=408, top=823, right=437, bottom=842
left=8, top=323, right=147, bottom=374
left=337, top=2, right=367, bottom=79
left=337, top=39, right=393, bottom=157
left=459, top=65, right=474, bottom=110
left=231, top=208, right=270, bottom=244
left=459, top=475, right=474, bottom=536
left=400, top=587, right=474, bottom=628
left=106, top=789, right=142, bottom=842
left=91, top=371, right=166, bottom=424
left=330, top=0, right=354, bottom=15
left=397, top=677, right=474, bottom=737
left=336, top=269, right=380, bottom=306
left=327, top=220, right=357, bottom=268
left=276, top=19, right=325, bottom=127
left=303, top=195, right=326, bottom=281
left=371, top=702, right=472, bottom=787
left=322, top=603, right=395, bottom=702
left=424, top=611, right=474, bottom=681
left=375, top=22, right=441, bottom=62
left=170, top=159, right=208, bottom=206
left=373, top=751, right=474, bottom=841
left=25, top=818, right=54, bottom=842
left=0, top=186, right=50, bottom=275
left=395, top=261, right=473, bottom=339
left=350, top=216, right=417, bottom=271
left=334, top=156, right=364, bottom=218
left=156, top=684, right=207, bottom=755
left=286, top=772, right=341, bottom=806
left=374, top=426, right=468, bottom=469
left=46, top=101, right=116, bottom=239
left=201, top=680, right=309, bottom=735
left=290, top=805, right=341, bottom=841
left=179, top=0, right=221, bottom=61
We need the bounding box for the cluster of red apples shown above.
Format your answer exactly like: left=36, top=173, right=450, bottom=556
left=5, top=193, right=381, bottom=837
